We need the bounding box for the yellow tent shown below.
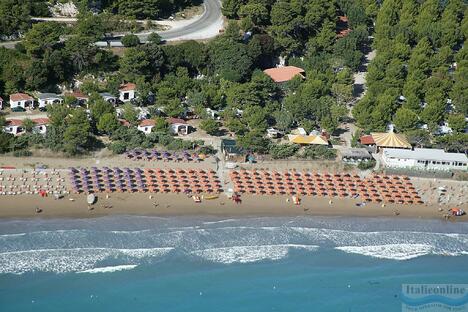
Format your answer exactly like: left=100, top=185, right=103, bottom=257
left=288, top=135, right=329, bottom=145
left=370, top=132, right=411, bottom=149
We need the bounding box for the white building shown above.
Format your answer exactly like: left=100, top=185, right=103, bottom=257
left=0, top=97, right=3, bottom=110
left=137, top=119, right=155, bottom=134
left=32, top=118, right=50, bottom=135
left=382, top=148, right=468, bottom=171
left=3, top=119, right=24, bottom=135
left=37, top=93, right=63, bottom=109
left=10, top=93, right=34, bottom=110
left=119, top=83, right=136, bottom=103
left=168, top=118, right=190, bottom=135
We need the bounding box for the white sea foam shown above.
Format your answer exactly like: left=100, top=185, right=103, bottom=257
left=202, top=219, right=239, bottom=225
left=335, top=244, right=435, bottom=260
left=0, top=247, right=173, bottom=274
left=78, top=264, right=138, bottom=274
left=192, top=244, right=319, bottom=264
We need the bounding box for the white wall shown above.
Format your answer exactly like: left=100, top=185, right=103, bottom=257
left=119, top=90, right=136, bottom=102
left=137, top=125, right=153, bottom=134
left=382, top=154, right=467, bottom=171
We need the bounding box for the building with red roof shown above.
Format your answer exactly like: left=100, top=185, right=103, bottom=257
left=360, top=135, right=375, bottom=145
left=137, top=119, right=155, bottom=134
left=9, top=93, right=34, bottom=110
left=119, top=83, right=137, bottom=103
left=263, top=66, right=305, bottom=83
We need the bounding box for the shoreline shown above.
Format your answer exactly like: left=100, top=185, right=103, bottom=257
left=0, top=193, right=466, bottom=221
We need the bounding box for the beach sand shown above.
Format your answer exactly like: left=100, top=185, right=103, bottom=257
left=0, top=192, right=466, bottom=221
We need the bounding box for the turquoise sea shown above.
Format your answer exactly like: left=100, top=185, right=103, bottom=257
left=0, top=216, right=467, bottom=311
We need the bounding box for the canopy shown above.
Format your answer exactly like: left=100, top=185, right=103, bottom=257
left=370, top=132, right=411, bottom=149
left=288, top=135, right=328, bottom=145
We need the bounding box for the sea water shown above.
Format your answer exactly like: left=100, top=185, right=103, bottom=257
left=0, top=216, right=467, bottom=311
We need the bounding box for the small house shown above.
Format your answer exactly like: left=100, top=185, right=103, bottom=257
left=32, top=118, right=50, bottom=135
left=0, top=97, right=3, bottom=110
left=263, top=66, right=305, bottom=83
left=9, top=93, right=34, bottom=111
left=360, top=132, right=411, bottom=150
left=168, top=118, right=191, bottom=135
left=3, top=119, right=24, bottom=135
left=137, top=119, right=155, bottom=134
left=119, top=83, right=137, bottom=103
left=68, top=91, right=89, bottom=106
left=37, top=93, right=63, bottom=109
left=100, top=93, right=117, bottom=105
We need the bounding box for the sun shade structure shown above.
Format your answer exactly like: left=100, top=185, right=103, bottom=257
left=288, top=135, right=328, bottom=145
left=370, top=132, right=411, bottom=149
left=263, top=66, right=305, bottom=83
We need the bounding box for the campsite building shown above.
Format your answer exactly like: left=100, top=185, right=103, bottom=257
left=119, top=83, right=137, bottom=103
left=37, top=93, right=63, bottom=109
left=381, top=148, right=468, bottom=171
left=9, top=93, right=34, bottom=110
left=360, top=132, right=411, bottom=150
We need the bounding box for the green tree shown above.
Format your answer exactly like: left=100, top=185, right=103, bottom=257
left=22, top=118, right=35, bottom=132
left=97, top=113, right=120, bottom=135
left=447, top=114, right=467, bottom=133
left=119, top=47, right=150, bottom=81
left=23, top=22, right=63, bottom=57
left=121, top=34, right=140, bottom=47
left=122, top=103, right=139, bottom=125
left=393, top=107, right=420, bottom=132
left=200, top=119, right=220, bottom=135
left=147, top=32, right=162, bottom=44
left=163, top=99, right=185, bottom=117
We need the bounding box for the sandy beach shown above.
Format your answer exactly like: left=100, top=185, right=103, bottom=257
left=0, top=192, right=466, bottom=221
left=0, top=153, right=467, bottom=221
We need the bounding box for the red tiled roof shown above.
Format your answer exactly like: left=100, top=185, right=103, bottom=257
left=119, top=83, right=136, bottom=91
left=32, top=118, right=50, bottom=125
left=360, top=135, right=375, bottom=145
left=263, top=66, right=305, bottom=83
left=68, top=91, right=89, bottom=99
left=167, top=117, right=187, bottom=125
left=139, top=119, right=155, bottom=127
left=10, top=93, right=33, bottom=102
left=118, top=119, right=131, bottom=127
left=6, top=119, right=23, bottom=126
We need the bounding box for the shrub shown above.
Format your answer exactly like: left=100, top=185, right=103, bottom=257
left=300, top=146, right=336, bottom=160
left=357, top=159, right=376, bottom=170
left=269, top=144, right=299, bottom=159
left=121, top=34, right=140, bottom=47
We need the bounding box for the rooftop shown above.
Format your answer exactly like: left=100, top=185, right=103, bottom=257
left=5, top=119, right=23, bottom=126
left=37, top=93, right=62, bottom=100
left=139, top=119, right=155, bottom=127
left=10, top=93, right=33, bottom=102
left=263, top=66, right=305, bottom=83
left=360, top=135, right=375, bottom=145
left=32, top=118, right=50, bottom=125
left=340, top=148, right=372, bottom=159
left=119, top=83, right=136, bottom=91
left=167, top=117, right=187, bottom=125
left=383, top=148, right=468, bottom=163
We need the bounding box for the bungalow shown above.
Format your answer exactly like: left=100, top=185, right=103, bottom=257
left=263, top=66, right=305, bottom=83
left=67, top=91, right=89, bottom=106
left=119, top=83, right=137, bottom=103
left=10, top=93, right=34, bottom=111
left=168, top=117, right=191, bottom=135
left=339, top=148, right=372, bottom=163
left=266, top=128, right=282, bottom=138
left=100, top=93, right=117, bottom=105
left=3, top=119, right=24, bottom=135
left=32, top=118, right=50, bottom=135
left=382, top=148, right=468, bottom=171
left=37, top=93, right=63, bottom=109
left=137, top=119, right=155, bottom=134
left=0, top=97, right=3, bottom=110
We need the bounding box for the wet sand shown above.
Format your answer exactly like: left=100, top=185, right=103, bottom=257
left=0, top=193, right=466, bottom=221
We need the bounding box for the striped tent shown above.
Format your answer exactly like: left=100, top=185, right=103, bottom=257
left=370, top=132, right=411, bottom=149
left=288, top=134, right=329, bottom=145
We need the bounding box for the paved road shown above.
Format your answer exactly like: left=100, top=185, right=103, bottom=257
left=1, top=0, right=223, bottom=49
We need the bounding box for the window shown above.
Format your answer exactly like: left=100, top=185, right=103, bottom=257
left=124, top=92, right=129, bottom=100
